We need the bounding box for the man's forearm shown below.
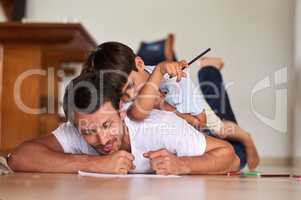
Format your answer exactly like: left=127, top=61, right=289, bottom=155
left=8, top=141, right=99, bottom=173
left=180, top=146, right=240, bottom=174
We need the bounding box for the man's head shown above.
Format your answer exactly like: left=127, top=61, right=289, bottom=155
left=63, top=72, right=126, bottom=155
left=84, top=41, right=150, bottom=103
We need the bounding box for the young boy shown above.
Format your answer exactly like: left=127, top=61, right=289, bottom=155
left=85, top=42, right=259, bottom=170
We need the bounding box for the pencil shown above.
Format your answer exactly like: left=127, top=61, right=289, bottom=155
left=187, top=48, right=211, bottom=66
left=260, top=174, right=291, bottom=178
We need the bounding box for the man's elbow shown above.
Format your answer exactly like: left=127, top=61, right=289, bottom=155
left=221, top=143, right=240, bottom=172
left=8, top=141, right=39, bottom=172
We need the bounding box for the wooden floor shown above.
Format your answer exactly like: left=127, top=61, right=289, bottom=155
left=1, top=166, right=301, bottom=200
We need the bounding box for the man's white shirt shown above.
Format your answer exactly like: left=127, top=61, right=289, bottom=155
left=53, top=109, right=206, bottom=173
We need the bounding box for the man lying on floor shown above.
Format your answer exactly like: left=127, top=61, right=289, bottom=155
left=8, top=72, right=240, bottom=175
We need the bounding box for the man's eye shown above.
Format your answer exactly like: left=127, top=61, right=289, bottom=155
left=82, top=130, right=97, bottom=136
left=103, top=122, right=112, bottom=129
left=81, top=131, right=88, bottom=135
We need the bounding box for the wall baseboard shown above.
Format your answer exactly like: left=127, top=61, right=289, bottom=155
left=259, top=157, right=292, bottom=167
left=259, top=157, right=301, bottom=168
left=293, top=157, right=301, bottom=168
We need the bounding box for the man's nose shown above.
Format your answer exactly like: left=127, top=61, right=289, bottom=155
left=126, top=88, right=135, bottom=100
left=121, top=94, right=131, bottom=102
left=97, top=132, right=111, bottom=145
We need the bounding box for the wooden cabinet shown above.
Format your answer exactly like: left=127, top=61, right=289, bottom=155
left=0, top=22, right=96, bottom=154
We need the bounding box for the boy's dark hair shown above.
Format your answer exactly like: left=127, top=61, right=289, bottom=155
left=63, top=72, right=121, bottom=122
left=83, top=42, right=137, bottom=90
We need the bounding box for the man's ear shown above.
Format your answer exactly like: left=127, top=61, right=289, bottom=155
left=119, top=110, right=126, bottom=121
left=135, top=56, right=145, bottom=72
left=119, top=100, right=127, bottom=120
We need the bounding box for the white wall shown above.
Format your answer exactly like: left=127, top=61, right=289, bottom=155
left=26, top=0, right=295, bottom=158
left=294, top=0, right=301, bottom=161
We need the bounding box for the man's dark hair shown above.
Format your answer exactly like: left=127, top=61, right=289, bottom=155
left=82, top=42, right=137, bottom=90
left=63, top=72, right=121, bottom=122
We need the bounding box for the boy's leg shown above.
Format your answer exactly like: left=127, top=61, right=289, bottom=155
left=198, top=66, right=246, bottom=169
left=198, top=66, right=237, bottom=123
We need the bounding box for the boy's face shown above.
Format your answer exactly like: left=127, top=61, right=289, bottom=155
left=121, top=57, right=148, bottom=102
left=75, top=102, right=125, bottom=155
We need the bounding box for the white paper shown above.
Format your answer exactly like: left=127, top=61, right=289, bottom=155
left=78, top=171, right=181, bottom=178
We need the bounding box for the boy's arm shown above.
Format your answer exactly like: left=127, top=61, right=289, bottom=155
left=179, top=112, right=207, bottom=129
left=127, top=66, right=164, bottom=121
left=127, top=61, right=187, bottom=121
left=161, top=101, right=207, bottom=129
left=8, top=134, right=134, bottom=174
left=219, top=121, right=251, bottom=144
left=144, top=136, right=240, bottom=175
left=203, top=100, right=252, bottom=148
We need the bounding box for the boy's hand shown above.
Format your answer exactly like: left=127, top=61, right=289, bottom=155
left=196, top=112, right=207, bottom=128
left=157, top=60, right=188, bottom=82
left=143, top=148, right=190, bottom=175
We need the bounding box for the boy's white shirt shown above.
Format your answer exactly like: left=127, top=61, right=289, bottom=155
left=53, top=110, right=206, bottom=173
left=144, top=66, right=205, bottom=116
left=144, top=65, right=223, bottom=133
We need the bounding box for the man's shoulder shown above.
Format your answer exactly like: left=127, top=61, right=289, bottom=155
left=148, top=109, right=181, bottom=121
left=52, top=121, right=82, bottom=142
left=53, top=121, right=78, bottom=135
left=52, top=122, right=98, bottom=155
left=125, top=109, right=187, bottom=128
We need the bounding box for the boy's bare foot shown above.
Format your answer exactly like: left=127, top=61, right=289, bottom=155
left=245, top=139, right=260, bottom=171
left=198, top=57, right=224, bottom=70
left=164, top=33, right=175, bottom=61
